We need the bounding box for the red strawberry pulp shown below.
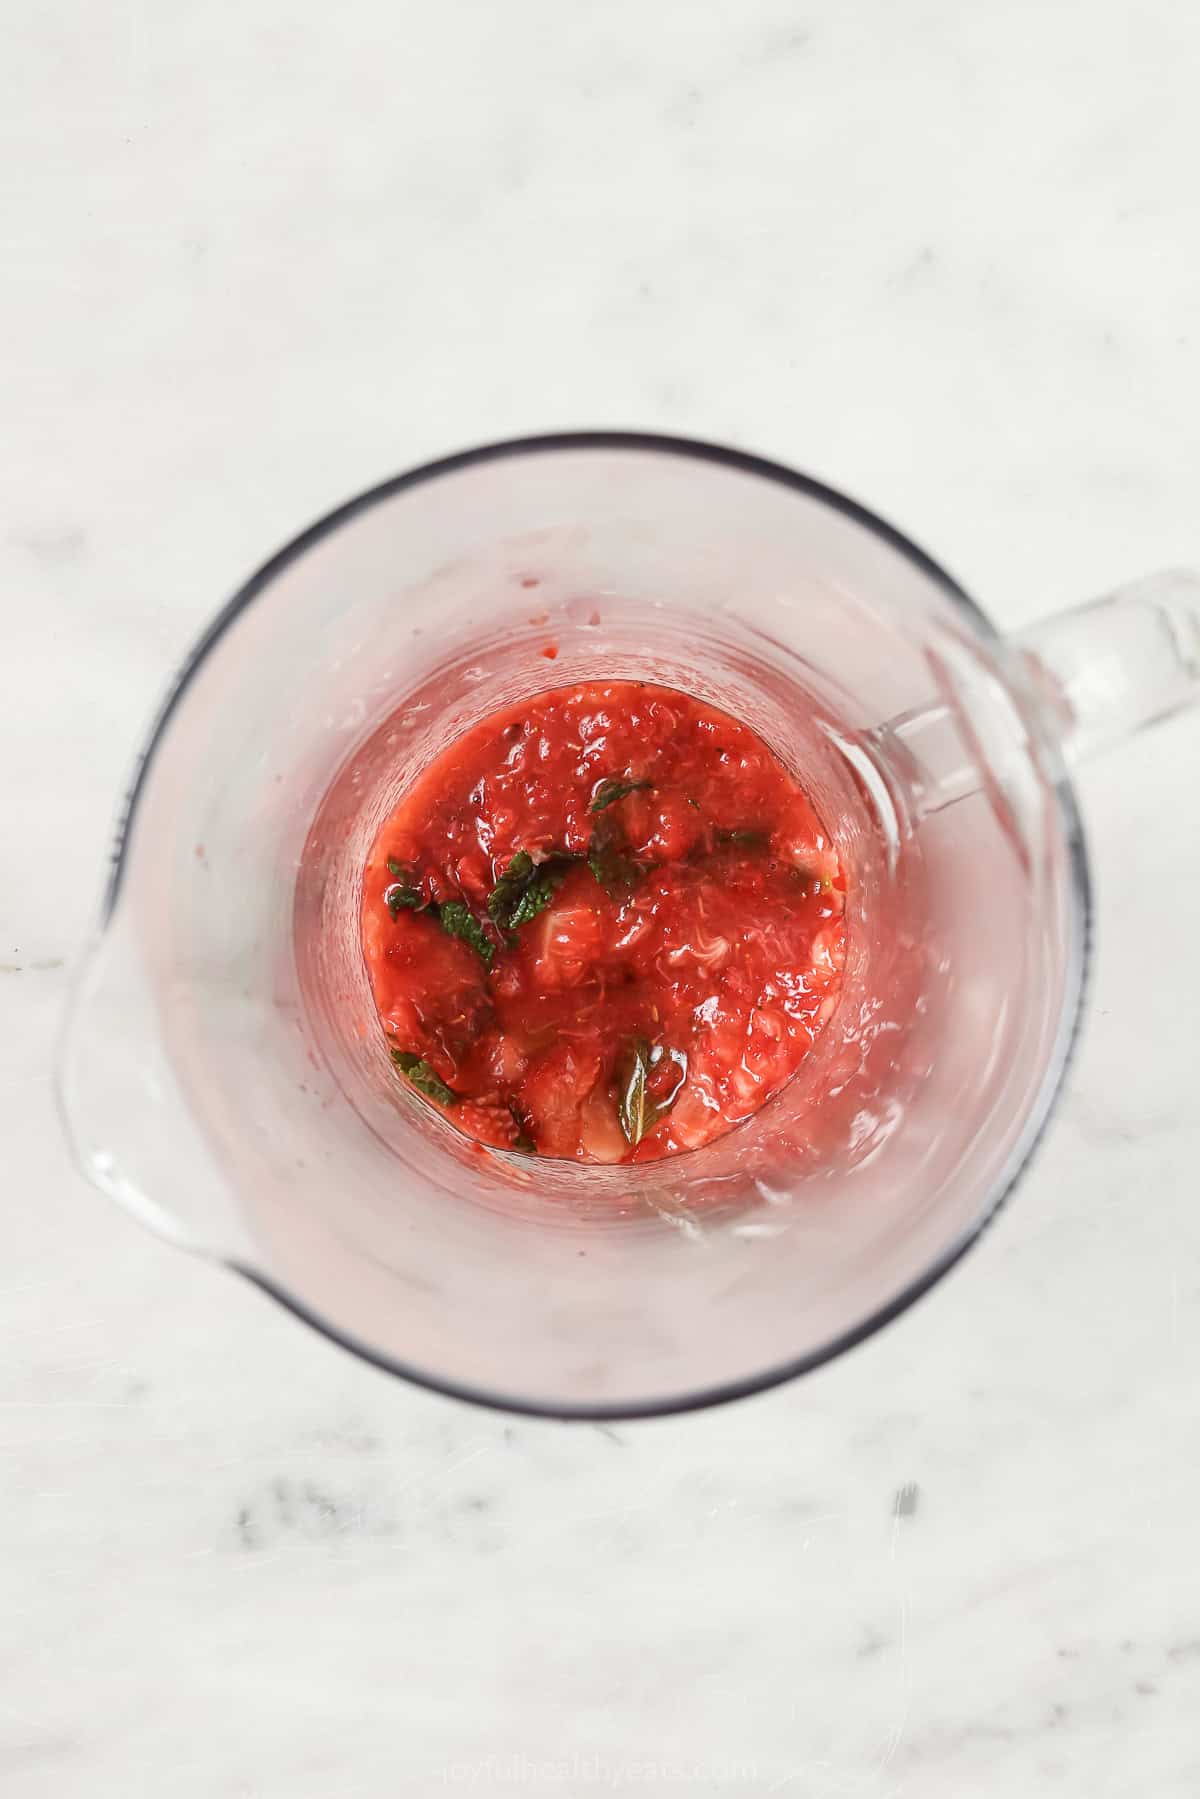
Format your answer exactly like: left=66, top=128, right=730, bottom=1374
left=361, top=681, right=846, bottom=1163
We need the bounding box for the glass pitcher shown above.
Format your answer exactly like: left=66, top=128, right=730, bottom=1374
left=57, top=434, right=1200, bottom=1418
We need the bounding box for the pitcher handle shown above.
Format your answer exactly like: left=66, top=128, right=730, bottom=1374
left=1015, top=569, right=1200, bottom=765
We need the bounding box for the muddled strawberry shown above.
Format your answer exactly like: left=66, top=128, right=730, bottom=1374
left=361, top=682, right=845, bottom=1163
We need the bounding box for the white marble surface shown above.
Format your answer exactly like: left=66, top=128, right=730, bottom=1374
left=4, top=3, right=1200, bottom=1793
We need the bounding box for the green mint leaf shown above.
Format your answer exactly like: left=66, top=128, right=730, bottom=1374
left=385, top=881, right=425, bottom=919
left=586, top=819, right=640, bottom=898
left=384, top=857, right=428, bottom=918
left=587, top=840, right=639, bottom=897
left=508, top=863, right=569, bottom=927
left=582, top=841, right=636, bottom=899
left=391, top=1050, right=457, bottom=1106
left=489, top=849, right=580, bottom=931
left=617, top=1040, right=653, bottom=1146
left=590, top=775, right=654, bottom=813
left=508, top=1098, right=536, bottom=1154
left=438, top=901, right=494, bottom=967
left=616, top=1040, right=684, bottom=1147
left=487, top=851, right=535, bottom=926
left=718, top=828, right=771, bottom=849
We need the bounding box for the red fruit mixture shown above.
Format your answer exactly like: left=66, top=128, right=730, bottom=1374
left=361, top=682, right=846, bottom=1163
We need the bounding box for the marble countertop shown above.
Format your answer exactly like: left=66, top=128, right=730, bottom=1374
left=4, top=3, right=1199, bottom=1793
